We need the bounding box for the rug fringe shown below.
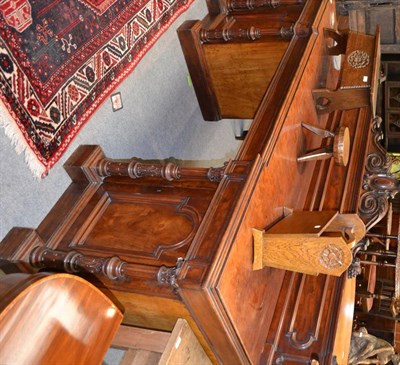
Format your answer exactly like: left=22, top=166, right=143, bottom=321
left=0, top=103, right=46, bottom=179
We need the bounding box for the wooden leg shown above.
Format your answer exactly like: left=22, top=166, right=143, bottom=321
left=297, top=147, right=333, bottom=162
left=297, top=124, right=350, bottom=166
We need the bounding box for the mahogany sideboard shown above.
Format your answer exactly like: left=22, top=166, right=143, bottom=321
left=1, top=0, right=398, bottom=364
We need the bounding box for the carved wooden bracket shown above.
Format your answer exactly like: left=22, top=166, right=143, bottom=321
left=207, top=164, right=227, bottom=182
left=157, top=258, right=184, bottom=289
left=358, top=116, right=400, bottom=230
left=29, top=246, right=127, bottom=281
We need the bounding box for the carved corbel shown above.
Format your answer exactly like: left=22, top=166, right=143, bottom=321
left=208, top=163, right=228, bottom=182
left=157, top=258, right=184, bottom=289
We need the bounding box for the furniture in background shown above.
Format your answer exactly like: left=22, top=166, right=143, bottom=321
left=311, top=27, right=380, bottom=116
left=382, top=60, right=400, bottom=152
left=353, top=214, right=400, bottom=349
left=177, top=0, right=381, bottom=121
left=1, top=0, right=399, bottom=364
left=111, top=318, right=212, bottom=365
left=177, top=0, right=309, bottom=121
left=337, top=0, right=400, bottom=54
left=356, top=228, right=400, bottom=318
left=356, top=254, right=377, bottom=313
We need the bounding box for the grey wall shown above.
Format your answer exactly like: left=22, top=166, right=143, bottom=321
left=0, top=0, right=247, bottom=241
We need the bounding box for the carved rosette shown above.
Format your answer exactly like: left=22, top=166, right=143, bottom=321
left=319, top=245, right=344, bottom=270
left=358, top=116, right=400, bottom=230
left=29, top=246, right=127, bottom=281
left=347, top=50, right=370, bottom=69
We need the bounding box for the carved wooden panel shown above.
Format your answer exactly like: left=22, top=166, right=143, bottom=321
left=70, top=191, right=201, bottom=263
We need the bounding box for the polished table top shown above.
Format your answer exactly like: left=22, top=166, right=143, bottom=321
left=0, top=272, right=122, bottom=365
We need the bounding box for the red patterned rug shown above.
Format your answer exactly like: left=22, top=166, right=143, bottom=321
left=0, top=0, right=193, bottom=177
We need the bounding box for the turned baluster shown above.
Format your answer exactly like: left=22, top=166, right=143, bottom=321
left=96, top=157, right=227, bottom=183
left=30, top=246, right=127, bottom=281
left=200, top=21, right=294, bottom=43
left=29, top=247, right=186, bottom=290
left=226, top=0, right=305, bottom=12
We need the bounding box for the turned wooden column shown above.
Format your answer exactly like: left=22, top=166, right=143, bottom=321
left=226, top=0, right=305, bottom=12
left=199, top=20, right=295, bottom=43
left=64, top=145, right=227, bottom=183
left=97, top=157, right=227, bottom=182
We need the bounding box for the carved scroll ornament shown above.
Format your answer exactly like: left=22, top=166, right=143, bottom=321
left=358, top=116, right=400, bottom=230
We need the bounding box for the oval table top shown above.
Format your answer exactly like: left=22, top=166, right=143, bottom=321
left=0, top=272, right=123, bottom=365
